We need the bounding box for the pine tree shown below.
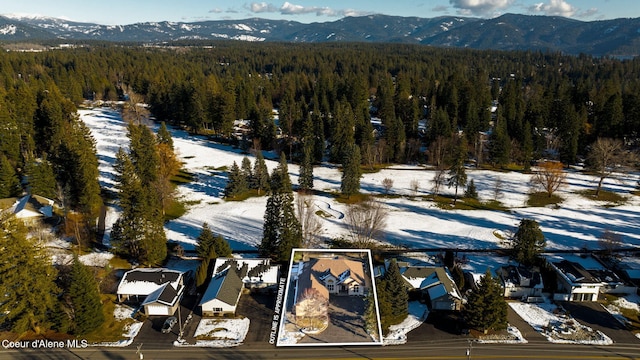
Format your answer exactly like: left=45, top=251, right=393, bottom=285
left=511, top=219, right=546, bottom=266
left=68, top=257, right=104, bottom=335
left=464, top=179, right=478, bottom=200
left=298, top=115, right=314, bottom=192
left=340, top=143, right=361, bottom=198
left=0, top=214, right=59, bottom=334
left=383, top=259, right=409, bottom=320
left=157, top=121, right=174, bottom=149
left=213, top=234, right=232, bottom=258
left=196, top=223, right=217, bottom=260
left=241, top=156, right=253, bottom=184
left=463, top=269, right=507, bottom=334
left=25, top=157, right=57, bottom=199
left=259, top=153, right=301, bottom=262
left=523, top=121, right=533, bottom=172
left=195, top=258, right=210, bottom=288
left=252, top=151, right=270, bottom=195
left=224, top=161, right=247, bottom=198
left=0, top=153, right=21, bottom=198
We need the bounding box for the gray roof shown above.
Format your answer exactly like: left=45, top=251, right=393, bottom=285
left=200, top=267, right=243, bottom=307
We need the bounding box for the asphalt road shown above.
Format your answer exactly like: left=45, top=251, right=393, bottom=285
left=2, top=340, right=639, bottom=359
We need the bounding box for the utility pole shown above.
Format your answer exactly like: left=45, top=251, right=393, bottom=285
left=466, top=339, right=472, bottom=360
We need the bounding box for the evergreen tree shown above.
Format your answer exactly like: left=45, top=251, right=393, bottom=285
left=298, top=115, right=315, bottom=192
left=340, top=144, right=361, bottom=198
left=511, top=219, right=546, bottom=266
left=447, top=138, right=467, bottom=205
left=522, top=121, right=534, bottom=172
left=0, top=214, right=59, bottom=334
left=377, top=259, right=408, bottom=332
left=252, top=151, right=270, bottom=195
left=224, top=161, right=247, bottom=198
left=0, top=154, right=21, bottom=198
left=489, top=113, right=511, bottom=168
left=68, top=256, right=104, bottom=335
left=25, top=157, right=57, bottom=199
left=213, top=234, right=232, bottom=258
left=464, top=179, right=478, bottom=200
left=157, top=121, right=174, bottom=149
left=463, top=269, right=507, bottom=334
left=196, top=222, right=217, bottom=260
left=195, top=258, right=210, bottom=288
left=240, top=156, right=253, bottom=183
left=259, top=153, right=301, bottom=262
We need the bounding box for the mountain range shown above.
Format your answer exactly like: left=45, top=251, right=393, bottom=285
left=1, top=13, right=639, bottom=56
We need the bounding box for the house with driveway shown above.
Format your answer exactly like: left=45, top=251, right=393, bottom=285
left=496, top=265, right=544, bottom=301
left=399, top=265, right=462, bottom=311
left=117, top=268, right=186, bottom=316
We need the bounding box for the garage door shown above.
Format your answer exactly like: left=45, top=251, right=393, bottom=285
left=146, top=304, right=169, bottom=316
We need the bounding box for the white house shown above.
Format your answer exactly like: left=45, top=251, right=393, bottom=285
left=1, top=194, right=55, bottom=224
left=199, top=266, right=244, bottom=317
left=117, top=268, right=185, bottom=315
left=497, top=265, right=544, bottom=300
left=549, top=259, right=602, bottom=302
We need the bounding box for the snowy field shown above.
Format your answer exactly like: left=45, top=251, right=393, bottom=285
left=79, top=106, right=640, bottom=256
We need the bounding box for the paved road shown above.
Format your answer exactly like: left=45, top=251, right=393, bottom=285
left=3, top=341, right=640, bottom=359
left=561, top=301, right=640, bottom=344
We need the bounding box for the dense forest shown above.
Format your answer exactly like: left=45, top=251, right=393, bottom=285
left=1, top=41, right=639, bottom=231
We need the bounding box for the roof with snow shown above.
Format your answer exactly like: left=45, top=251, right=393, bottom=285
left=212, top=257, right=279, bottom=285
left=118, top=268, right=184, bottom=296
left=400, top=266, right=461, bottom=299
left=2, top=194, right=54, bottom=219
left=141, top=281, right=183, bottom=307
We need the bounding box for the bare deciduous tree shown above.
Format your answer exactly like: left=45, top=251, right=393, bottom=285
left=530, top=161, right=566, bottom=198
left=296, top=194, right=323, bottom=248
left=121, top=86, right=150, bottom=125
left=382, top=178, right=394, bottom=195
left=431, top=168, right=447, bottom=196
left=493, top=177, right=504, bottom=201
left=345, top=197, right=388, bottom=248
left=410, top=179, right=419, bottom=196
left=586, top=138, right=636, bottom=197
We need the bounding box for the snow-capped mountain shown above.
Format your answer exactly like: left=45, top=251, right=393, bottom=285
left=1, top=13, right=639, bottom=56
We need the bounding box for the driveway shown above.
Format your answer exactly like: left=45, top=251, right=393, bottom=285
left=299, top=296, right=373, bottom=344
left=236, top=292, right=276, bottom=344
left=561, top=301, right=640, bottom=344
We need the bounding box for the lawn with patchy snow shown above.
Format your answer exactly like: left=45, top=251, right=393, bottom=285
left=509, top=300, right=613, bottom=345
left=185, top=317, right=250, bottom=347
left=384, top=301, right=429, bottom=345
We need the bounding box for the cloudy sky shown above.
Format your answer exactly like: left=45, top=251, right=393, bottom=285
left=3, top=0, right=637, bottom=25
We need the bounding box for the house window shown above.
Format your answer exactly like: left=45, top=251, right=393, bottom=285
left=353, top=284, right=359, bottom=293
left=327, top=280, right=334, bottom=292
left=213, top=307, right=223, bottom=312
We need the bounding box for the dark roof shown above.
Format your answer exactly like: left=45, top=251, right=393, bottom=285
left=553, top=260, right=599, bottom=284
left=141, top=282, right=183, bottom=307
left=200, top=266, right=243, bottom=307
left=498, top=265, right=542, bottom=287
left=123, top=268, right=182, bottom=285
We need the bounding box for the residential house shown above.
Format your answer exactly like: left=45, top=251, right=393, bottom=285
left=497, top=265, right=544, bottom=301
left=400, top=266, right=462, bottom=311
left=117, top=268, right=186, bottom=315
left=549, top=255, right=637, bottom=301
left=294, top=256, right=368, bottom=318
left=550, top=259, right=601, bottom=301
left=212, top=257, right=279, bottom=290
left=199, top=266, right=244, bottom=316
left=0, top=194, right=55, bottom=224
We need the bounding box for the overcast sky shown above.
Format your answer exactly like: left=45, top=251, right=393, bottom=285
left=3, top=0, right=637, bottom=25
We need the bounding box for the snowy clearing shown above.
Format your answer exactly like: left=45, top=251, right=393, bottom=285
left=80, top=106, right=640, bottom=257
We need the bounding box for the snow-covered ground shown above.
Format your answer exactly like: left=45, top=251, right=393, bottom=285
left=384, top=301, right=429, bottom=345
left=178, top=317, right=250, bottom=347
left=509, top=299, right=613, bottom=345
left=79, top=106, right=640, bottom=255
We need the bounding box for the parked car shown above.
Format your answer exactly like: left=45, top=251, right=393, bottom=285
left=161, top=316, right=177, bottom=334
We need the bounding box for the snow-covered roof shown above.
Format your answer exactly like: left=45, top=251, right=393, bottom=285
left=141, top=281, right=183, bottom=307
left=212, top=257, right=279, bottom=285
left=117, top=268, right=184, bottom=296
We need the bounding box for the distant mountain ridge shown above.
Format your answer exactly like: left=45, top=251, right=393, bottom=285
left=1, top=13, right=639, bottom=56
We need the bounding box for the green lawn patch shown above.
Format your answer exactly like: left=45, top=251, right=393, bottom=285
left=334, top=193, right=370, bottom=204
left=224, top=189, right=265, bottom=202
left=576, top=189, right=627, bottom=206
left=526, top=192, right=563, bottom=207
